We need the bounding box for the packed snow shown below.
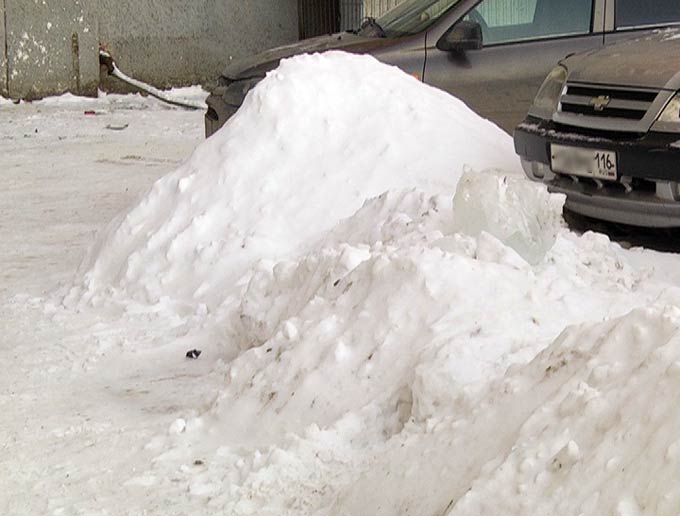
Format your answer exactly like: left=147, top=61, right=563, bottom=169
left=66, top=52, right=519, bottom=310
left=5, top=51, right=680, bottom=515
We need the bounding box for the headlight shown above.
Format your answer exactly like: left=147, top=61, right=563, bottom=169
left=650, top=92, right=680, bottom=133
left=657, top=93, right=680, bottom=123
left=529, top=65, right=568, bottom=118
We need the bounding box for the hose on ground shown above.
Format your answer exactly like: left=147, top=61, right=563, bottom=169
left=99, top=49, right=206, bottom=111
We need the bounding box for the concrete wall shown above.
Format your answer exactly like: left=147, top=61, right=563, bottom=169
left=1, top=0, right=298, bottom=99
left=207, top=0, right=299, bottom=79
left=4, top=0, right=99, bottom=99
left=98, top=0, right=298, bottom=89
left=1, top=0, right=8, bottom=97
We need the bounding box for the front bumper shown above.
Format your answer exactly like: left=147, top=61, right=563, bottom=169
left=514, top=117, right=680, bottom=227
left=205, top=92, right=239, bottom=138
left=205, top=76, right=265, bottom=138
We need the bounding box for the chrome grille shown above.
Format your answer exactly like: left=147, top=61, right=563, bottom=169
left=559, top=84, right=660, bottom=121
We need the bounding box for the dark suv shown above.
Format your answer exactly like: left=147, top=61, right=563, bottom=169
left=207, top=0, right=654, bottom=138
left=515, top=7, right=680, bottom=228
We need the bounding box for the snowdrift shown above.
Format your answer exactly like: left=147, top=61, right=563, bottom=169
left=334, top=306, right=680, bottom=516
left=61, top=52, right=680, bottom=515
left=67, top=51, right=520, bottom=309
left=196, top=178, right=664, bottom=515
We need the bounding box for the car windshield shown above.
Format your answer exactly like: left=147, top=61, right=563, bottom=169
left=370, top=0, right=464, bottom=37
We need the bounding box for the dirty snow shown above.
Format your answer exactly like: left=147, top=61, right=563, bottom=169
left=4, top=52, right=680, bottom=516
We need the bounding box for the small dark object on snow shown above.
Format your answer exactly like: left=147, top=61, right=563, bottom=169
left=105, top=123, right=129, bottom=131
left=84, top=110, right=97, bottom=116
left=185, top=349, right=202, bottom=359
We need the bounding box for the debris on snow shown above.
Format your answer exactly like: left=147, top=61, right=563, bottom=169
left=185, top=349, right=202, bottom=359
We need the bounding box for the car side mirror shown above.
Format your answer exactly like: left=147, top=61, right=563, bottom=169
left=436, top=20, right=483, bottom=52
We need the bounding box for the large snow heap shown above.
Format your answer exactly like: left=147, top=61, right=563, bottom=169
left=61, top=52, right=680, bottom=515
left=67, top=51, right=521, bottom=309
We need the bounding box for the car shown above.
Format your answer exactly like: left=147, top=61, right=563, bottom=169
left=514, top=19, right=680, bottom=228
left=207, top=0, right=667, bottom=139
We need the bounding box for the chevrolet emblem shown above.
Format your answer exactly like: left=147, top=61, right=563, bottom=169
left=590, top=95, right=611, bottom=111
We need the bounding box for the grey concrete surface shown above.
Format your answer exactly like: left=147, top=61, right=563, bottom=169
left=98, top=0, right=298, bottom=90
left=99, top=0, right=211, bottom=89
left=1, top=0, right=7, bottom=97
left=207, top=0, right=299, bottom=68
left=0, top=0, right=299, bottom=98
left=4, top=0, right=99, bottom=99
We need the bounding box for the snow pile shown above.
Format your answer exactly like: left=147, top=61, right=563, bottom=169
left=187, top=175, right=662, bottom=514
left=184, top=188, right=680, bottom=516
left=329, top=306, right=680, bottom=516
left=442, top=306, right=680, bottom=516
left=217, top=186, right=548, bottom=433
left=54, top=51, right=680, bottom=515
left=115, top=170, right=664, bottom=515
left=67, top=51, right=520, bottom=309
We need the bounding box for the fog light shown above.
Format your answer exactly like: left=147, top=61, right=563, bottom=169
left=533, top=162, right=545, bottom=179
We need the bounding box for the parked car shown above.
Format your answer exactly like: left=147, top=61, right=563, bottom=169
left=515, top=22, right=680, bottom=228
left=208, top=0, right=677, bottom=138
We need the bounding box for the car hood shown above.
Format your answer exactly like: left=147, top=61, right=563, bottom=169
left=221, top=32, right=393, bottom=80
left=564, top=30, right=680, bottom=90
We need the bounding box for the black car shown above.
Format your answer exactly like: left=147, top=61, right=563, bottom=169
left=515, top=24, right=680, bottom=228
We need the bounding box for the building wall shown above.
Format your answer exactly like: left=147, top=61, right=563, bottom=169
left=1, top=0, right=299, bottom=100
left=0, top=0, right=7, bottom=97
left=99, top=0, right=299, bottom=89
left=3, top=0, right=99, bottom=100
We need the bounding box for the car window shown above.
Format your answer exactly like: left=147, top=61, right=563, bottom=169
left=466, top=0, right=594, bottom=45
left=375, top=0, right=464, bottom=36
left=615, top=0, right=680, bottom=29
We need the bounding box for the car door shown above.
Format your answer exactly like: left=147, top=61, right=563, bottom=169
left=603, top=0, right=680, bottom=45
left=423, top=0, right=606, bottom=133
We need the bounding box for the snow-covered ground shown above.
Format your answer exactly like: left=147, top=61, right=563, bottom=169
left=4, top=52, right=680, bottom=515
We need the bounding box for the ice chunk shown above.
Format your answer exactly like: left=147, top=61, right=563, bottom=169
left=451, top=169, right=565, bottom=264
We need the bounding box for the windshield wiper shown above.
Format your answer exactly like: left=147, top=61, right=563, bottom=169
left=358, top=17, right=387, bottom=38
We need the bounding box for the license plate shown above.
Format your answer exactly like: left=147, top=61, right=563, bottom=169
left=550, top=144, right=617, bottom=180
